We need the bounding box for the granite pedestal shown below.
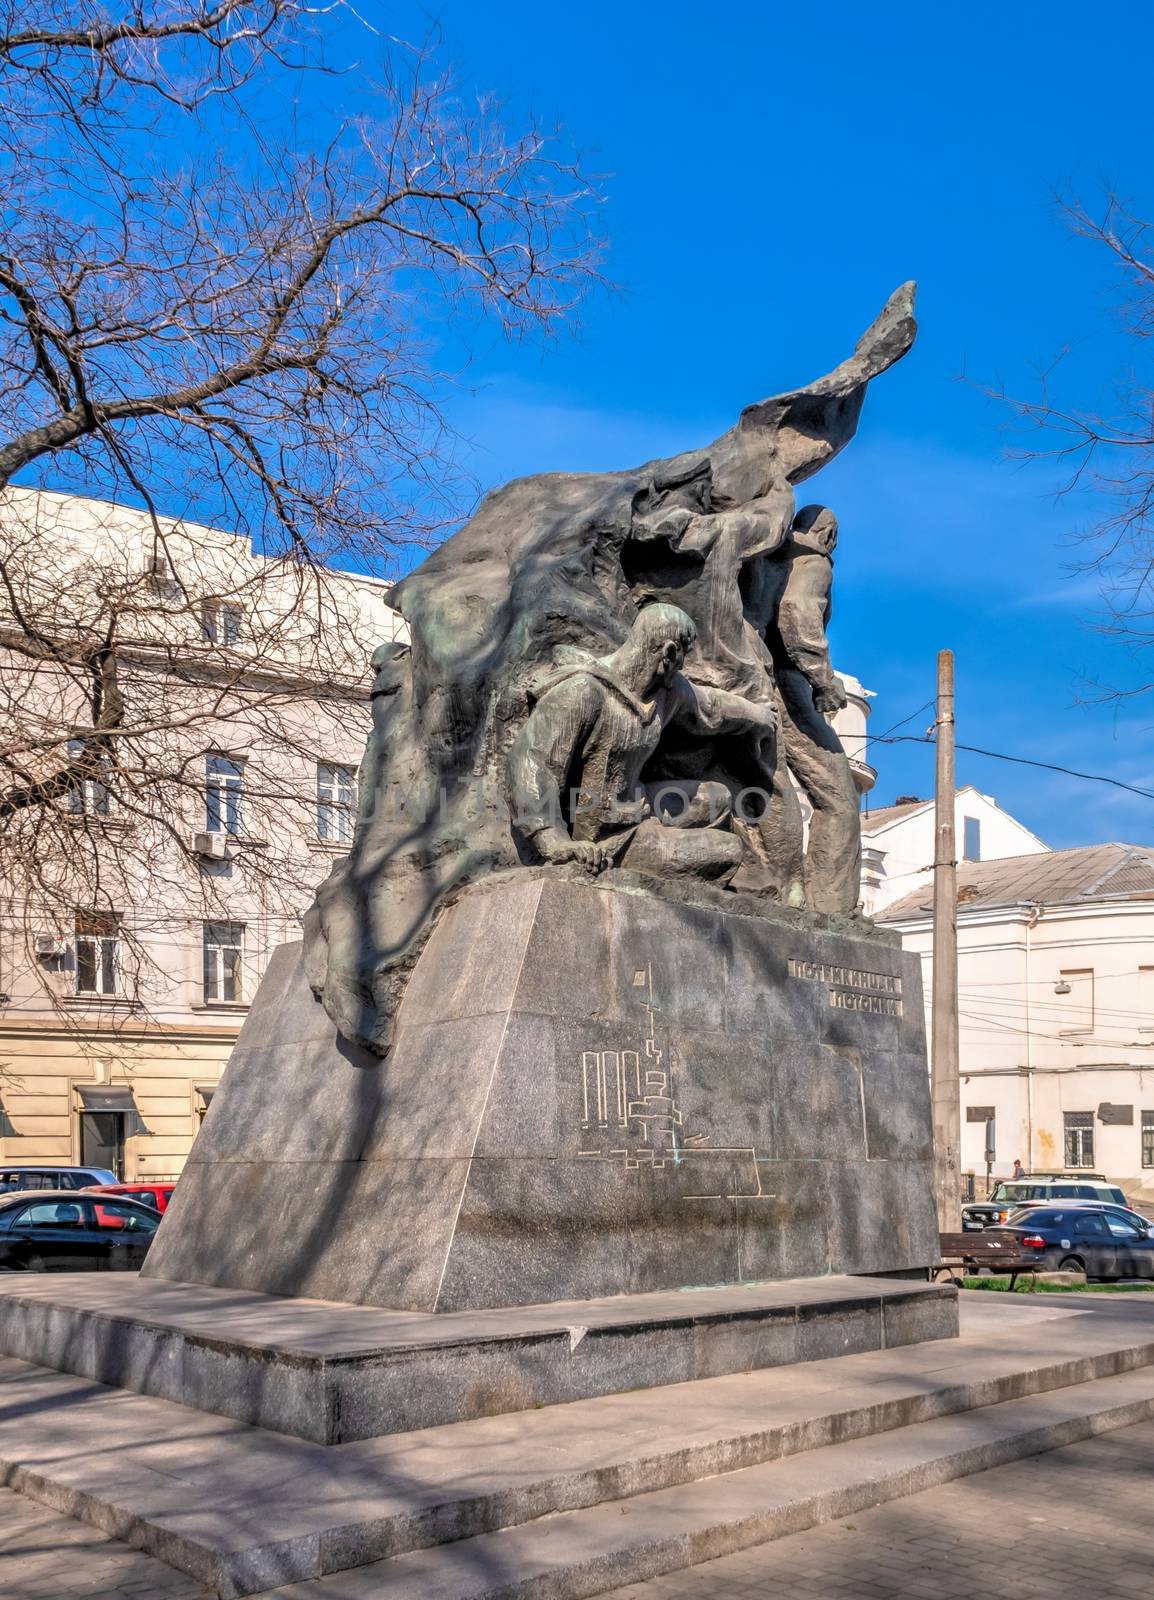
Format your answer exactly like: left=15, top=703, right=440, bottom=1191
left=144, top=871, right=939, bottom=1312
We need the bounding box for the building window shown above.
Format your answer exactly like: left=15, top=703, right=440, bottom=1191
left=1143, top=1112, right=1154, bottom=1168
left=1064, top=1111, right=1095, bottom=1168
left=75, top=911, right=121, bottom=996
left=201, top=601, right=242, bottom=646
left=203, top=922, right=244, bottom=1003
left=66, top=739, right=113, bottom=816
left=1140, top=968, right=1154, bottom=1033
left=1058, top=969, right=1094, bottom=1036
left=146, top=551, right=184, bottom=603
left=316, top=762, right=356, bottom=844
left=962, top=815, right=981, bottom=862
left=205, top=753, right=244, bottom=835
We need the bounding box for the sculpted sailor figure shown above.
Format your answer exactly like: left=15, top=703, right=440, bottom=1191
left=748, top=504, right=861, bottom=914
left=507, top=603, right=778, bottom=885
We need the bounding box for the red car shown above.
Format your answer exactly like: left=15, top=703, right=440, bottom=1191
left=83, top=1182, right=174, bottom=1214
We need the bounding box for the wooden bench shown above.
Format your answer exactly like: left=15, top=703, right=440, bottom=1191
left=936, top=1230, right=1040, bottom=1291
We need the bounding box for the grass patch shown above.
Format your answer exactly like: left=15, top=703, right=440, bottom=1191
left=962, top=1276, right=1154, bottom=1294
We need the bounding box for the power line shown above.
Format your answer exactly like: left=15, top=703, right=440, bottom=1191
left=953, top=968, right=1151, bottom=988
left=876, top=734, right=1154, bottom=803
left=958, top=1008, right=1154, bottom=1048
left=871, top=701, right=935, bottom=743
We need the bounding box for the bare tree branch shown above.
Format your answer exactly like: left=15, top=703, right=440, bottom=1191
left=980, top=190, right=1154, bottom=700
left=0, top=4, right=603, bottom=1035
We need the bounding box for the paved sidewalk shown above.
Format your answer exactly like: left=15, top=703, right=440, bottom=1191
left=0, top=1487, right=210, bottom=1600
left=604, top=1417, right=1154, bottom=1600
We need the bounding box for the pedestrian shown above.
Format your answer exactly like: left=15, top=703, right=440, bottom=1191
left=1012, top=1157, right=1025, bottom=1180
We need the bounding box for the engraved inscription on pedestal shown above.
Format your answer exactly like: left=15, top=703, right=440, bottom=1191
left=787, top=957, right=904, bottom=1017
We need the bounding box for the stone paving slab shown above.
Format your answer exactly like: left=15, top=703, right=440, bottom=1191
left=0, top=1296, right=1152, bottom=1596
left=600, top=1414, right=1154, bottom=1600
left=0, top=1486, right=209, bottom=1600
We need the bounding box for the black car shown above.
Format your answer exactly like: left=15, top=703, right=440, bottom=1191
left=1001, top=1205, right=1154, bottom=1281
left=0, top=1190, right=159, bottom=1272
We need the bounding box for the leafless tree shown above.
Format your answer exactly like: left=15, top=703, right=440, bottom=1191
left=989, top=192, right=1154, bottom=699
left=0, top=2, right=600, bottom=1027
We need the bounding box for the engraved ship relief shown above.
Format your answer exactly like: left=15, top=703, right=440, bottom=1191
left=577, top=965, right=775, bottom=1203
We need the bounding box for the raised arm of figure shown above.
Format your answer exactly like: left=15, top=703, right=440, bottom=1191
left=670, top=676, right=779, bottom=744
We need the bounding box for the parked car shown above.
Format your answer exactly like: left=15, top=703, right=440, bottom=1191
left=0, top=1164, right=119, bottom=1194
left=1006, top=1200, right=1153, bottom=1233
left=1000, top=1205, right=1154, bottom=1280
left=82, top=1182, right=174, bottom=1214
left=0, top=1190, right=159, bottom=1272
left=963, top=1176, right=1127, bottom=1230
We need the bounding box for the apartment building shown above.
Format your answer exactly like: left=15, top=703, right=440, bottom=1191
left=0, top=490, right=406, bottom=1181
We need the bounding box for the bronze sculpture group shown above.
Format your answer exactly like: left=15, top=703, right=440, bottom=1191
left=304, top=285, right=918, bottom=1055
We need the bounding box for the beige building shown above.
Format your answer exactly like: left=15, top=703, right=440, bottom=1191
left=0, top=490, right=406, bottom=1181
left=881, top=843, right=1154, bottom=1202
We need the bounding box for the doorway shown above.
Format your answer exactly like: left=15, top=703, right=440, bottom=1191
left=79, top=1111, right=125, bottom=1177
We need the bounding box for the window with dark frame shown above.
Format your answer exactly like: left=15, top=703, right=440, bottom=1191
left=1064, top=1110, right=1095, bottom=1168
left=66, top=739, right=113, bottom=816
left=1143, top=1111, right=1154, bottom=1169
left=201, top=600, right=242, bottom=646
left=147, top=552, right=184, bottom=603
left=205, top=753, right=244, bottom=835
left=316, top=762, right=356, bottom=844
left=203, top=922, right=244, bottom=1004
left=74, top=911, right=121, bottom=996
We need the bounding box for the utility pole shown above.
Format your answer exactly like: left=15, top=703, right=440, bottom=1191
left=932, top=649, right=960, bottom=1234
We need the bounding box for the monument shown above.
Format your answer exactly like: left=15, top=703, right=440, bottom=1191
left=142, top=282, right=941, bottom=1313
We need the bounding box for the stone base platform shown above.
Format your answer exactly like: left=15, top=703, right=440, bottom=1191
left=0, top=1271, right=954, bottom=1443
left=3, top=1294, right=1154, bottom=1599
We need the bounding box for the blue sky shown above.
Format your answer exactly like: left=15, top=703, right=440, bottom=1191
left=347, top=0, right=1154, bottom=851
left=33, top=1, right=1148, bottom=850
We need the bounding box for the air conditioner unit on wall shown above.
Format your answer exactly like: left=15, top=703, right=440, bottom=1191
left=191, top=831, right=229, bottom=860
left=34, top=933, right=69, bottom=958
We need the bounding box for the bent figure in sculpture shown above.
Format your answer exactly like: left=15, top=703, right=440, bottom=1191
left=507, top=603, right=778, bottom=886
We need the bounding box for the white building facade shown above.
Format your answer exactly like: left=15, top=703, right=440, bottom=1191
left=860, top=785, right=1049, bottom=916
left=881, top=844, right=1154, bottom=1203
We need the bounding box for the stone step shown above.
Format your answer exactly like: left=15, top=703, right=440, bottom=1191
left=0, top=1271, right=957, bottom=1440
left=264, top=1366, right=1154, bottom=1600
left=1, top=1299, right=1153, bottom=1597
